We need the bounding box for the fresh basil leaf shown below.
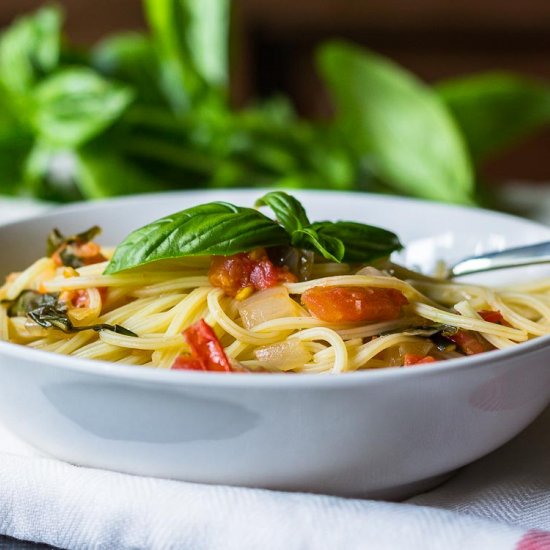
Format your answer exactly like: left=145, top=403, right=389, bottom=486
left=436, top=72, right=550, bottom=161
left=292, top=227, right=345, bottom=263
left=255, top=191, right=343, bottom=261
left=255, top=191, right=310, bottom=233
left=143, top=0, right=230, bottom=112
left=104, top=202, right=289, bottom=274
left=318, top=42, right=474, bottom=204
left=255, top=191, right=400, bottom=263
left=0, top=5, right=61, bottom=97
left=30, top=68, right=134, bottom=147
left=310, top=221, right=402, bottom=263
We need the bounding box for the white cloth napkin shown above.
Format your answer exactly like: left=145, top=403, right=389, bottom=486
left=0, top=197, right=549, bottom=550
left=0, top=411, right=548, bottom=550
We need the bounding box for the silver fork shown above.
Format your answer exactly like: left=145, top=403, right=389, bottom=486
left=449, top=241, right=550, bottom=278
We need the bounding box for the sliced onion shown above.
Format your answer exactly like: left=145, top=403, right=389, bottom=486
left=356, top=266, right=389, bottom=277
left=377, top=339, right=434, bottom=367
left=398, top=340, right=433, bottom=357
left=237, top=286, right=298, bottom=329
left=255, top=339, right=312, bottom=371
left=9, top=317, right=49, bottom=340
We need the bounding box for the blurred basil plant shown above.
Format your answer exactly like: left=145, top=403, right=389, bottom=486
left=1, top=1, right=550, bottom=205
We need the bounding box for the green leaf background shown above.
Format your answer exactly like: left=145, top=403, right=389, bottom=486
left=318, top=42, right=474, bottom=204
left=0, top=3, right=550, bottom=205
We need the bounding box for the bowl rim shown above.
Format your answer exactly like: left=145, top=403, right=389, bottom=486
left=1, top=327, right=550, bottom=390
left=1, top=188, right=550, bottom=389
left=2, top=187, right=550, bottom=235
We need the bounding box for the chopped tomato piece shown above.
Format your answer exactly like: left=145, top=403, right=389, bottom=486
left=73, top=289, right=90, bottom=308
left=301, top=286, right=408, bottom=323
left=60, top=289, right=90, bottom=308
left=172, top=319, right=231, bottom=372
left=478, top=310, right=505, bottom=325
left=172, top=357, right=205, bottom=371
left=447, top=329, right=491, bottom=355
left=59, top=287, right=107, bottom=309
left=403, top=353, right=437, bottom=366
left=51, top=251, right=63, bottom=267
left=209, top=248, right=297, bottom=297
left=98, top=287, right=108, bottom=303
left=52, top=241, right=106, bottom=268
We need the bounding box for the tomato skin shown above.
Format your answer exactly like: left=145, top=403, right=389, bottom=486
left=59, top=289, right=90, bottom=308
left=478, top=310, right=505, bottom=325
left=448, top=329, right=491, bottom=355
left=301, top=286, right=408, bottom=323
left=403, top=353, right=436, bottom=366
left=172, top=356, right=205, bottom=371
left=209, top=249, right=297, bottom=297
left=173, top=319, right=231, bottom=372
left=59, top=287, right=107, bottom=309
left=73, top=289, right=90, bottom=308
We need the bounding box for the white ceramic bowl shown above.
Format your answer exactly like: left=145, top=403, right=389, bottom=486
left=0, top=190, right=549, bottom=500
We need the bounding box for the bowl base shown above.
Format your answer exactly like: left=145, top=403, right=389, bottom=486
left=344, top=471, right=456, bottom=502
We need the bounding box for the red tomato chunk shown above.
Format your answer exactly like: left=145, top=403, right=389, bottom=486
left=208, top=248, right=296, bottom=297
left=52, top=241, right=106, bottom=268
left=59, top=287, right=107, bottom=309
left=172, top=319, right=231, bottom=372
left=403, top=353, right=436, bottom=366
left=301, top=286, right=408, bottom=323
left=478, top=310, right=506, bottom=325
left=447, top=329, right=491, bottom=355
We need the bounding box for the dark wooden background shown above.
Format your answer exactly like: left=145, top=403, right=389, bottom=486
left=3, top=0, right=550, bottom=184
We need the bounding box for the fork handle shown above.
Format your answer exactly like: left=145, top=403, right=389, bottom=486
left=450, top=241, right=550, bottom=277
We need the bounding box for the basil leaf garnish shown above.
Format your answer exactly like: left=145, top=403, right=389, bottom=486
left=309, top=221, right=402, bottom=263
left=256, top=191, right=401, bottom=263
left=105, top=193, right=403, bottom=272
left=255, top=191, right=310, bottom=234
left=292, top=227, right=344, bottom=263
left=104, top=202, right=290, bottom=274
left=1, top=290, right=136, bottom=336
left=1, top=289, right=59, bottom=317
left=255, top=191, right=344, bottom=261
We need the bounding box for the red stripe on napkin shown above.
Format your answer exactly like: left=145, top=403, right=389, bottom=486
left=516, top=530, right=550, bottom=550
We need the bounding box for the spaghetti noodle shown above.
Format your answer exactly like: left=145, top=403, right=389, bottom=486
left=1, top=193, right=549, bottom=373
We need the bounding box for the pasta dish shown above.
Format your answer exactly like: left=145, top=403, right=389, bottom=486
left=1, top=192, right=549, bottom=373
